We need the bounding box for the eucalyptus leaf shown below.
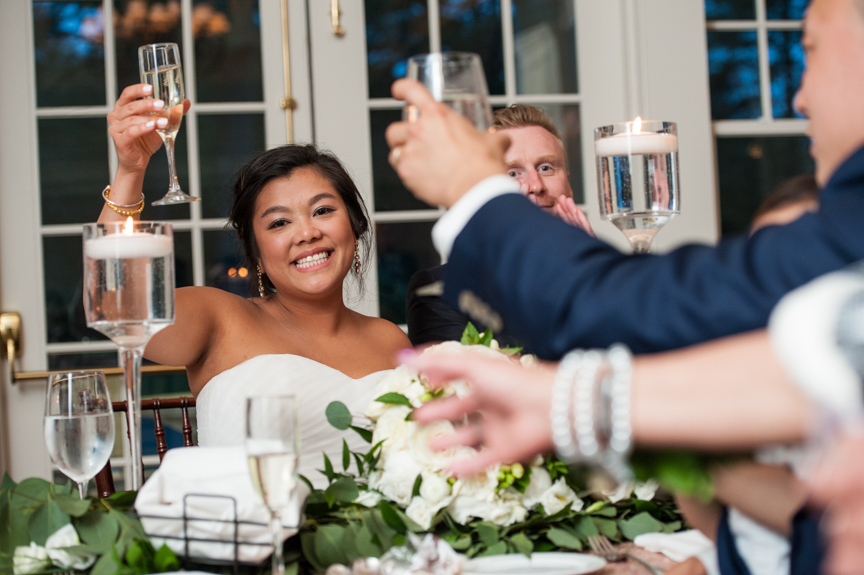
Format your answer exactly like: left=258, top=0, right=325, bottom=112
left=374, top=392, right=413, bottom=407
left=326, top=401, right=353, bottom=430
left=474, top=522, right=499, bottom=546
left=591, top=517, right=619, bottom=541
left=322, top=453, right=335, bottom=482
left=475, top=540, right=508, bottom=557
left=354, top=525, right=381, bottom=557
left=326, top=476, right=360, bottom=503
left=314, top=524, right=347, bottom=568
left=509, top=532, right=533, bottom=556
left=590, top=505, right=617, bottom=518
left=343, top=440, right=351, bottom=471
left=286, top=561, right=300, bottom=575
left=106, top=491, right=138, bottom=508
left=54, top=492, right=92, bottom=517
left=0, top=473, right=17, bottom=491
left=15, top=478, right=52, bottom=502
left=449, top=534, right=472, bottom=550
left=301, top=532, right=326, bottom=574
left=91, top=551, right=121, bottom=575
left=573, top=516, right=599, bottom=538
left=378, top=500, right=406, bottom=533
left=546, top=527, right=582, bottom=550
left=28, top=499, right=70, bottom=545
left=75, top=512, right=119, bottom=550
left=619, top=512, right=665, bottom=540
left=662, top=520, right=682, bottom=534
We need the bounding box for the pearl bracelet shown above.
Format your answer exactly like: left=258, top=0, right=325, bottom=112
left=598, top=344, right=634, bottom=484
left=550, top=350, right=583, bottom=463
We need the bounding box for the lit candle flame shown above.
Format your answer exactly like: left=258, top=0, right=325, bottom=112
left=123, top=216, right=134, bottom=235
left=633, top=116, right=642, bottom=133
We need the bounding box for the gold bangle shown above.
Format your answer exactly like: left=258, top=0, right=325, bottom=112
left=102, top=185, right=145, bottom=216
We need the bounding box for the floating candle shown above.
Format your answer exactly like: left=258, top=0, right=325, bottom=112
left=594, top=117, right=678, bottom=157
left=84, top=218, right=173, bottom=259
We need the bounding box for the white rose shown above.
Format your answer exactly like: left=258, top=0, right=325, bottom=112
left=634, top=479, right=660, bottom=501
left=522, top=467, right=552, bottom=508
left=13, top=542, right=50, bottom=575
left=365, top=366, right=423, bottom=420
left=602, top=480, right=635, bottom=503
left=370, top=450, right=423, bottom=507
left=447, top=495, right=495, bottom=524
left=452, top=467, right=499, bottom=502
left=539, top=478, right=583, bottom=515
left=45, top=523, right=97, bottom=571
left=372, top=405, right=416, bottom=458
left=419, top=472, right=452, bottom=506
left=485, top=499, right=528, bottom=526
left=354, top=489, right=382, bottom=507
left=412, top=420, right=474, bottom=472
left=405, top=496, right=437, bottom=530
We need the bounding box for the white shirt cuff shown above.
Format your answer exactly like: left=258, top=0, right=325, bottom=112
left=431, top=175, right=521, bottom=259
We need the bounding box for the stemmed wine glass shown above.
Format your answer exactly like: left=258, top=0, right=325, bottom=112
left=138, top=42, right=199, bottom=205
left=83, top=220, right=175, bottom=490
left=246, top=395, right=300, bottom=575
left=44, top=371, right=115, bottom=499
left=594, top=118, right=680, bottom=254
left=404, top=52, right=494, bottom=130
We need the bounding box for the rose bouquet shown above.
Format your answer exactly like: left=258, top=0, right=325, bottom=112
left=293, top=327, right=682, bottom=574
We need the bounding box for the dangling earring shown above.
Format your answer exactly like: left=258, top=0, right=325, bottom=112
left=353, top=240, right=361, bottom=275
left=257, top=264, right=265, bottom=297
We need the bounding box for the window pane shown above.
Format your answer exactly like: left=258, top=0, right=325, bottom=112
left=440, top=0, right=504, bottom=95
left=44, top=231, right=192, bottom=343
left=376, top=221, right=439, bottom=324
left=194, top=0, right=263, bottom=103
left=366, top=0, right=429, bottom=99
left=199, top=113, right=265, bottom=219
left=203, top=229, right=251, bottom=297
left=766, top=0, right=807, bottom=20
left=715, top=136, right=814, bottom=236
left=769, top=30, right=804, bottom=119
left=143, top=122, right=191, bottom=221
left=33, top=1, right=105, bottom=107
left=38, top=117, right=109, bottom=225
left=704, top=0, right=755, bottom=20
left=707, top=31, right=760, bottom=120
left=370, top=109, right=437, bottom=211
left=113, top=0, right=182, bottom=98
left=513, top=0, right=577, bottom=95
left=49, top=351, right=117, bottom=370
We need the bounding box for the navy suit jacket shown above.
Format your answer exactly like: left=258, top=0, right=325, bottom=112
left=442, top=145, right=864, bottom=358
left=406, top=265, right=469, bottom=346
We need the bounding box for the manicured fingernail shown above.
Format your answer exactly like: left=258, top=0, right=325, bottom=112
left=142, top=85, right=152, bottom=94
left=156, top=118, right=168, bottom=128
left=145, top=120, right=155, bottom=129
left=153, top=100, right=164, bottom=109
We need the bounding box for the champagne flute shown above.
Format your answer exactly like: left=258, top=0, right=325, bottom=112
left=594, top=118, right=680, bottom=254
left=246, top=395, right=300, bottom=575
left=44, top=371, right=115, bottom=499
left=138, top=42, right=199, bottom=205
left=404, top=52, right=494, bottom=130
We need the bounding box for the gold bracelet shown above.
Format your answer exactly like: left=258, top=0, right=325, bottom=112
left=102, top=185, right=145, bottom=216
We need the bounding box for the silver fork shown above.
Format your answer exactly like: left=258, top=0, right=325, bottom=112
left=587, top=534, right=665, bottom=575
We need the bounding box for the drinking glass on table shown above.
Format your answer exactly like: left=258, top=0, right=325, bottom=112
left=594, top=118, right=680, bottom=254
left=404, top=52, right=494, bottom=130
left=138, top=42, right=198, bottom=205
left=246, top=395, right=300, bottom=575
left=44, top=371, right=115, bottom=499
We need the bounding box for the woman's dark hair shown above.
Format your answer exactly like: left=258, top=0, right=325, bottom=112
left=229, top=144, right=372, bottom=295
left=752, top=173, right=820, bottom=221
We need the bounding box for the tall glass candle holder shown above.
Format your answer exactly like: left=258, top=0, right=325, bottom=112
left=594, top=118, right=680, bottom=254
left=83, top=219, right=174, bottom=490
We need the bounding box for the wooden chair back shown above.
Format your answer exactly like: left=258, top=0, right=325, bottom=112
left=94, top=396, right=196, bottom=497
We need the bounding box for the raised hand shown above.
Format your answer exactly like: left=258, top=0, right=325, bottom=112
left=402, top=349, right=555, bottom=475
left=554, top=196, right=596, bottom=236
left=386, top=78, right=509, bottom=209
left=107, top=84, right=190, bottom=177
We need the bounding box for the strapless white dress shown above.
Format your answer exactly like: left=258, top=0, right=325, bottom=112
left=196, top=354, right=390, bottom=488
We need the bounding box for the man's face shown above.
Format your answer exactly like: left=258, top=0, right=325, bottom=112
left=795, top=0, right=864, bottom=185
left=500, top=125, right=572, bottom=211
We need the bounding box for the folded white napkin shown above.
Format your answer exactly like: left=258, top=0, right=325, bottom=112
left=633, top=529, right=714, bottom=562
left=135, top=446, right=307, bottom=564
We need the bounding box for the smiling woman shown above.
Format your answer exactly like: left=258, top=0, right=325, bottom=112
left=96, top=88, right=410, bottom=482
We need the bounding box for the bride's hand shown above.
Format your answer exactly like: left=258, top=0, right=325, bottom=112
left=107, top=84, right=190, bottom=175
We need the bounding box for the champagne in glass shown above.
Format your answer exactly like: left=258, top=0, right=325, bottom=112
left=246, top=395, right=299, bottom=575
left=594, top=118, right=680, bottom=254
left=44, top=371, right=115, bottom=499
left=138, top=42, right=199, bottom=205
left=404, top=52, right=494, bottom=130
left=83, top=220, right=175, bottom=490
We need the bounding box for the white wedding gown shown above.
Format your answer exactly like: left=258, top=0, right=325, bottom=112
left=196, top=354, right=390, bottom=488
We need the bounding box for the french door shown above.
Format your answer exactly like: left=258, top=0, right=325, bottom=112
left=0, top=0, right=718, bottom=482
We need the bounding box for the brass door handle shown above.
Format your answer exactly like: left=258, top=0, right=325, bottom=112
left=1, top=311, right=21, bottom=385
left=329, top=0, right=345, bottom=37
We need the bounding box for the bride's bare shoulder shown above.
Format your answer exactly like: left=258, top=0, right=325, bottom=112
left=358, top=314, right=411, bottom=349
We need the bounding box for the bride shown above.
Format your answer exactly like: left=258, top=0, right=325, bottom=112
left=101, top=84, right=410, bottom=483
